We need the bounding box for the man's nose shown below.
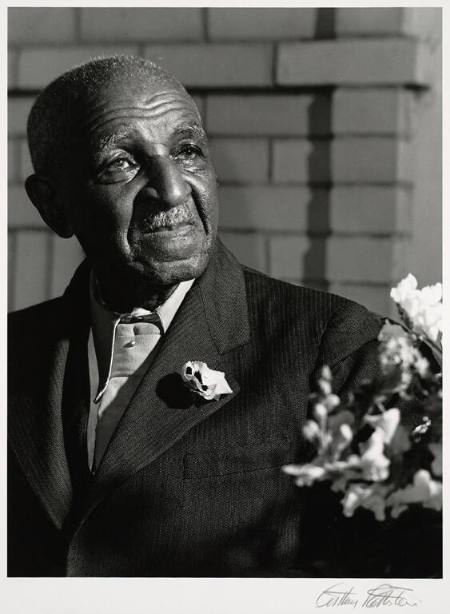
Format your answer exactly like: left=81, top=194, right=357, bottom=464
left=142, top=155, right=190, bottom=208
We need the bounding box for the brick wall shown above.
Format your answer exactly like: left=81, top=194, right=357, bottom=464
left=8, top=7, right=442, bottom=316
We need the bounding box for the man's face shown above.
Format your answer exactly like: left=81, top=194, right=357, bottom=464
left=57, top=77, right=219, bottom=302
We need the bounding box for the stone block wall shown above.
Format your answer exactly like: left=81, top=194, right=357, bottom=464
left=8, top=7, right=442, bottom=315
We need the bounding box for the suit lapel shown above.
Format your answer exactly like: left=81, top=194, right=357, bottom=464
left=78, top=241, right=250, bottom=525
left=8, top=261, right=92, bottom=530
left=9, top=335, right=73, bottom=530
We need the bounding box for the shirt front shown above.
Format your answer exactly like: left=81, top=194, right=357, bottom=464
left=87, top=275, right=195, bottom=472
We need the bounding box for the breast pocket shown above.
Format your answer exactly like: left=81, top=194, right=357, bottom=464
left=183, top=437, right=293, bottom=480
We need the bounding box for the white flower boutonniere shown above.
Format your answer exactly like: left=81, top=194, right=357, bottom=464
left=181, top=361, right=233, bottom=401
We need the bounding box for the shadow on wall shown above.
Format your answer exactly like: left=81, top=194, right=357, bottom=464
left=214, top=90, right=333, bottom=290
left=215, top=7, right=335, bottom=291
left=303, top=93, right=332, bottom=291
left=303, top=8, right=335, bottom=291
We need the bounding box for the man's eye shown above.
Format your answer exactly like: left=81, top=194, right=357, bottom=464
left=106, top=157, right=135, bottom=171
left=173, top=145, right=203, bottom=161
left=95, top=156, right=139, bottom=183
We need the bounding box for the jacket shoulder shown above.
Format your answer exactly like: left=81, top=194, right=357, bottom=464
left=242, top=266, right=382, bottom=365
left=8, top=259, right=90, bottom=337
left=9, top=297, right=62, bottom=325
left=8, top=298, right=64, bottom=345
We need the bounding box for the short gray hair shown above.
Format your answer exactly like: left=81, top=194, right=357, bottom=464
left=27, top=55, right=185, bottom=176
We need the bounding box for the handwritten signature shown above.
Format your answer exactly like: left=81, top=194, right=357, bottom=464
left=316, top=583, right=419, bottom=608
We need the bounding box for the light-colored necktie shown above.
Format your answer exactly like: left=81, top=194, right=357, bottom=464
left=92, top=316, right=163, bottom=471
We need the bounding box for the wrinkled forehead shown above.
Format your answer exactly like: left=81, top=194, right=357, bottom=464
left=77, top=75, right=201, bottom=132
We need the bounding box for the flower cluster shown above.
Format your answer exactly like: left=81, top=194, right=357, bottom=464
left=390, top=274, right=442, bottom=344
left=283, top=274, right=442, bottom=522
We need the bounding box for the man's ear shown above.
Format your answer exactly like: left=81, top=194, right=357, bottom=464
left=25, top=174, right=74, bottom=238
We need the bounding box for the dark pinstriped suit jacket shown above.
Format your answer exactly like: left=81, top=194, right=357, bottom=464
left=10, top=239, right=430, bottom=577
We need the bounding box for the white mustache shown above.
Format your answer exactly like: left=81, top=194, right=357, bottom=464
left=141, top=201, right=195, bottom=231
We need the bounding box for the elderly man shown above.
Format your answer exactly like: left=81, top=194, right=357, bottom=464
left=9, top=55, right=385, bottom=577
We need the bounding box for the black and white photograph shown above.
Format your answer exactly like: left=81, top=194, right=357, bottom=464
left=4, top=3, right=446, bottom=612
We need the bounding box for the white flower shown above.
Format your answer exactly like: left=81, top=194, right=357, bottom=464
left=414, top=356, right=430, bottom=377
left=391, top=503, right=409, bottom=519
left=318, top=366, right=333, bottom=396
left=387, top=469, right=442, bottom=512
left=378, top=321, right=409, bottom=343
left=331, top=470, right=360, bottom=493
left=389, top=423, right=412, bottom=455
left=390, top=274, right=423, bottom=323
left=359, top=429, right=390, bottom=482
left=323, top=393, right=340, bottom=411
left=353, top=410, right=399, bottom=482
left=342, top=485, right=364, bottom=517
left=328, top=456, right=362, bottom=492
left=380, top=335, right=415, bottom=365
left=329, top=423, right=353, bottom=460
left=342, top=483, right=389, bottom=521
left=302, top=419, right=321, bottom=442
left=412, top=302, right=443, bottom=343
left=422, top=486, right=443, bottom=512
left=181, top=361, right=233, bottom=401
left=378, top=325, right=418, bottom=377
left=420, top=282, right=443, bottom=306
left=282, top=463, right=326, bottom=487
left=390, top=273, right=418, bottom=305
left=328, top=409, right=355, bottom=432
left=390, top=275, right=443, bottom=343
left=312, top=402, right=328, bottom=427
left=364, top=408, right=401, bottom=445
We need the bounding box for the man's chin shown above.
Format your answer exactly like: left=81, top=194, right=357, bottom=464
left=136, top=249, right=212, bottom=286
left=134, top=230, right=215, bottom=284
